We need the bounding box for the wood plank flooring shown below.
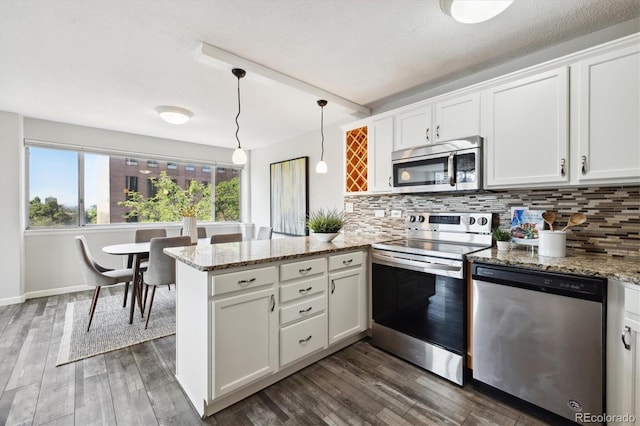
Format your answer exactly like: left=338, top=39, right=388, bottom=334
left=0, top=290, right=550, bottom=425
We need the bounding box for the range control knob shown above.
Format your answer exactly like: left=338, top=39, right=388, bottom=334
left=418, top=215, right=426, bottom=223
left=409, top=215, right=417, bottom=223
left=478, top=217, right=488, bottom=226
left=469, top=217, right=476, bottom=225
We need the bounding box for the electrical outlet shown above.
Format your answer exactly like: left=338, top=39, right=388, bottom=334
left=374, top=210, right=385, bottom=218
left=345, top=202, right=354, bottom=213
left=391, top=210, right=402, bottom=218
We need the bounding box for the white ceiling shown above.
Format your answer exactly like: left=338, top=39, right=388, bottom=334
left=1, top=0, right=639, bottom=150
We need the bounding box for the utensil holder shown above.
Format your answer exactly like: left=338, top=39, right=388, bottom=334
left=539, top=231, right=566, bottom=257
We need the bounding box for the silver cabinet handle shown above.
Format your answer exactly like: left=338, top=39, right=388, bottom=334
left=426, top=128, right=430, bottom=141
left=448, top=153, right=455, bottom=186
left=270, top=294, right=275, bottom=312
left=331, top=280, right=336, bottom=294
left=342, top=259, right=353, bottom=265
left=436, top=125, right=440, bottom=139
left=622, top=326, right=631, bottom=350
left=298, top=267, right=312, bottom=274
left=298, top=286, right=312, bottom=294
left=298, top=335, right=312, bottom=344
left=581, top=155, right=587, bottom=174
left=299, top=306, right=313, bottom=314
left=388, top=176, right=392, bottom=187
left=238, top=278, right=256, bottom=286
left=560, top=158, right=565, bottom=176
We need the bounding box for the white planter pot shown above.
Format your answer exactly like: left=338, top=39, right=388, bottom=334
left=496, top=241, right=511, bottom=251
left=310, top=231, right=340, bottom=242
left=183, top=216, right=198, bottom=244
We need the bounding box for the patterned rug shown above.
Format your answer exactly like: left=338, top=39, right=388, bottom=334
left=57, top=287, right=175, bottom=366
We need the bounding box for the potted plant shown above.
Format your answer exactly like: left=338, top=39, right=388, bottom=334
left=307, top=208, right=344, bottom=242
left=492, top=227, right=511, bottom=250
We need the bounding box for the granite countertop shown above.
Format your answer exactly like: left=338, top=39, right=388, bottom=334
left=467, top=245, right=640, bottom=285
left=164, top=234, right=390, bottom=272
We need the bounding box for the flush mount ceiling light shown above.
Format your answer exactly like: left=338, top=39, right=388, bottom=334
left=231, top=68, right=247, bottom=165
left=155, top=106, right=193, bottom=125
left=315, top=100, right=328, bottom=174
left=440, top=0, right=513, bottom=24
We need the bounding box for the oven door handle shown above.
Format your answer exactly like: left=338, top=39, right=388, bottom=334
left=372, top=252, right=463, bottom=279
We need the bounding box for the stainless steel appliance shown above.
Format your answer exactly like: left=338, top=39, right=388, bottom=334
left=472, top=262, right=606, bottom=425
left=371, top=211, right=493, bottom=385
left=392, top=136, right=482, bottom=194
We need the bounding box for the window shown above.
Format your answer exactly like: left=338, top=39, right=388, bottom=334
left=185, top=164, right=195, bottom=172
left=26, top=143, right=242, bottom=227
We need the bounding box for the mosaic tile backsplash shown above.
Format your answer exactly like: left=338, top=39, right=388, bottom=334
left=343, top=186, right=640, bottom=258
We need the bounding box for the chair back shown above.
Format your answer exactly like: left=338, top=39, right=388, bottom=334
left=74, top=235, right=112, bottom=286
left=180, top=226, right=207, bottom=238
left=256, top=226, right=273, bottom=240
left=211, top=233, right=243, bottom=244
left=143, top=236, right=191, bottom=286
left=135, top=228, right=167, bottom=243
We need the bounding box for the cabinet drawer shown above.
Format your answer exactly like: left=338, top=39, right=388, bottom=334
left=280, top=258, right=326, bottom=282
left=280, top=275, right=326, bottom=303
left=280, top=313, right=327, bottom=366
left=280, top=293, right=326, bottom=326
left=624, top=287, right=640, bottom=316
left=211, top=266, right=277, bottom=296
left=329, top=251, right=363, bottom=271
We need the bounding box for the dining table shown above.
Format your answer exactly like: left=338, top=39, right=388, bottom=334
left=103, top=238, right=209, bottom=324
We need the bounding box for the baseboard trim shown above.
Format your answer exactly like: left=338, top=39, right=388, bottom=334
left=24, top=284, right=95, bottom=300
left=0, top=295, right=26, bottom=306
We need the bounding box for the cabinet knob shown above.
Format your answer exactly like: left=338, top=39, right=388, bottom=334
left=298, top=267, right=312, bottom=274
left=581, top=155, right=587, bottom=174
left=622, top=325, right=631, bottom=350
left=270, top=294, right=275, bottom=312
left=426, top=128, right=430, bottom=141
left=560, top=158, right=566, bottom=177
left=299, top=306, right=313, bottom=314
left=342, top=259, right=353, bottom=265
left=237, top=278, right=256, bottom=286
left=298, top=286, right=312, bottom=294
left=298, top=335, right=312, bottom=344
left=331, top=280, right=336, bottom=294
left=436, top=125, right=440, bottom=139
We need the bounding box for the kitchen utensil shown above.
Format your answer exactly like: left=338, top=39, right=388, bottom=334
left=561, top=212, right=587, bottom=232
left=542, top=211, right=556, bottom=231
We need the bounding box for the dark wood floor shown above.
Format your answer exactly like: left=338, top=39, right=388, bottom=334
left=0, top=289, right=549, bottom=426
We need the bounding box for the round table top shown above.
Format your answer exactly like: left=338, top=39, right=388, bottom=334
left=102, top=241, right=151, bottom=255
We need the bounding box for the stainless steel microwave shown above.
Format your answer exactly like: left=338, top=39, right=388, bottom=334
left=392, top=136, right=483, bottom=193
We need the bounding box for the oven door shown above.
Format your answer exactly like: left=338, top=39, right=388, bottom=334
left=392, top=147, right=480, bottom=193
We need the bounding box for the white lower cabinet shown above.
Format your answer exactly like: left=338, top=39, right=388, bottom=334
left=328, top=252, right=367, bottom=345
left=280, top=313, right=327, bottom=366
left=211, top=286, right=278, bottom=398
left=607, top=280, right=639, bottom=425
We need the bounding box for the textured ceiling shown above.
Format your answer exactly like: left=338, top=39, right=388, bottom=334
left=1, top=0, right=639, bottom=150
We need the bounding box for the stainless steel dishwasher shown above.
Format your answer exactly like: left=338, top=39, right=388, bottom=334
left=472, top=262, right=606, bottom=425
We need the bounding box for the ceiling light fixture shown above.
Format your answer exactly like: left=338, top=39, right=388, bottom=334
left=440, top=0, right=513, bottom=24
left=315, top=100, right=328, bottom=174
left=231, top=68, right=247, bottom=165
left=155, top=105, right=193, bottom=125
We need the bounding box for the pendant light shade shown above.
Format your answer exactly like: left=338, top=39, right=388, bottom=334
left=315, top=99, right=328, bottom=174
left=440, top=0, right=513, bottom=24
left=231, top=68, right=247, bottom=165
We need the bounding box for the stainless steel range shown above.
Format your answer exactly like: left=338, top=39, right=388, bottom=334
left=370, top=211, right=493, bottom=385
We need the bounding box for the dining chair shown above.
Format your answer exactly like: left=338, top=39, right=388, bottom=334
left=140, top=236, right=191, bottom=329
left=75, top=235, right=135, bottom=332
left=256, top=226, right=273, bottom=240
left=180, top=226, right=207, bottom=238
left=122, top=228, right=168, bottom=308
left=210, top=233, right=243, bottom=244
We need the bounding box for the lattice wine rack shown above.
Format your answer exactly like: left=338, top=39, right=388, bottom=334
left=345, top=126, right=368, bottom=192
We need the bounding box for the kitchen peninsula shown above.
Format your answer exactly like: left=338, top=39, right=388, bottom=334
left=164, top=235, right=386, bottom=418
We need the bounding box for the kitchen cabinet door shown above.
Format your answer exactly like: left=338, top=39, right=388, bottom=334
left=434, top=92, right=480, bottom=142
left=394, top=104, right=433, bottom=150
left=211, top=287, right=278, bottom=398
left=328, top=263, right=366, bottom=345
left=576, top=45, right=640, bottom=184
left=483, top=67, right=569, bottom=188
left=369, top=117, right=394, bottom=193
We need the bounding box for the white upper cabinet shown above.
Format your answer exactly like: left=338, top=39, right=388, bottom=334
left=576, top=44, right=640, bottom=184
left=394, top=104, right=433, bottom=150
left=483, top=67, right=569, bottom=188
left=434, top=92, right=480, bottom=142
left=369, top=116, right=394, bottom=193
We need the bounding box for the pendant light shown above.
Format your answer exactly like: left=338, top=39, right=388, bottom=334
left=315, top=99, right=328, bottom=174
left=231, top=68, right=247, bottom=165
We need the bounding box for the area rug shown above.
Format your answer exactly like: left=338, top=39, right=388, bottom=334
left=57, top=287, right=175, bottom=366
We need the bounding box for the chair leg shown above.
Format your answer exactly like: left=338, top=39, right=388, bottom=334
left=87, top=286, right=101, bottom=332
left=137, top=275, right=145, bottom=318
left=144, top=286, right=157, bottom=329
left=123, top=281, right=130, bottom=308
left=143, top=285, right=149, bottom=312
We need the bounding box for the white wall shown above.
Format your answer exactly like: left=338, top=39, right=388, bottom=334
left=0, top=111, right=25, bottom=305
left=249, top=120, right=348, bottom=236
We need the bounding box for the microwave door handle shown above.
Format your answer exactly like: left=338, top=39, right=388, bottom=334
left=448, top=153, right=455, bottom=186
